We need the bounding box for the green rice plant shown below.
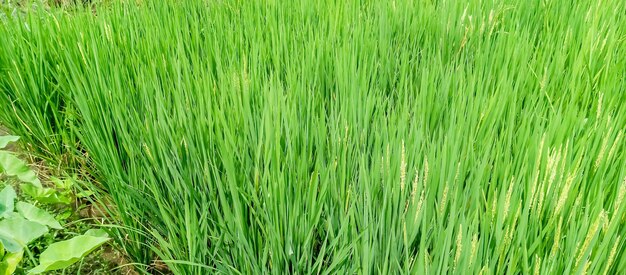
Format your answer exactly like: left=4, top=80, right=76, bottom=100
left=0, top=5, right=79, bottom=168
left=1, top=0, right=626, bottom=274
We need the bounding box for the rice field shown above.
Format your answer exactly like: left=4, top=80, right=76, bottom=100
left=1, top=0, right=625, bottom=274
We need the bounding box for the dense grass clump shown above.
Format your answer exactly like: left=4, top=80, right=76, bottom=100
left=1, top=0, right=626, bottom=274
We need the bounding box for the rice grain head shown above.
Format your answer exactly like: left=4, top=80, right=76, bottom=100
left=401, top=140, right=406, bottom=192
left=582, top=260, right=592, bottom=275
left=534, top=255, right=542, bottom=275
left=414, top=188, right=425, bottom=223
left=614, top=177, right=626, bottom=216
left=439, top=184, right=449, bottom=216
left=575, top=210, right=607, bottom=269
left=504, top=178, right=514, bottom=219
left=602, top=235, right=621, bottom=275
left=550, top=216, right=563, bottom=260
left=479, top=264, right=489, bottom=275
left=469, top=234, right=478, bottom=267
left=536, top=181, right=546, bottom=217
left=453, top=224, right=463, bottom=269
left=607, top=130, right=623, bottom=161
left=554, top=172, right=575, bottom=215
left=594, top=128, right=611, bottom=170
left=411, top=168, right=419, bottom=202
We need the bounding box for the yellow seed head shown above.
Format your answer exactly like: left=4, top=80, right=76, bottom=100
left=614, top=177, right=626, bottom=215
left=142, top=143, right=153, bottom=160
left=403, top=221, right=407, bottom=246
left=575, top=194, right=583, bottom=210
left=529, top=180, right=538, bottom=212
left=381, top=156, right=385, bottom=179
left=500, top=226, right=512, bottom=255
left=582, top=260, right=591, bottom=275
left=454, top=224, right=463, bottom=269
left=504, top=178, right=514, bottom=219
left=607, top=130, right=623, bottom=161
left=439, top=185, right=449, bottom=215
left=534, top=255, right=542, bottom=275
left=555, top=172, right=575, bottom=215
left=479, top=265, right=489, bottom=275
left=602, top=235, right=620, bottom=275
left=575, top=210, right=606, bottom=269
left=469, top=234, right=478, bottom=266
left=414, top=189, right=425, bottom=223
left=595, top=130, right=611, bottom=170
left=424, top=250, right=430, bottom=274
left=550, top=216, right=563, bottom=260
left=491, top=193, right=498, bottom=226
left=536, top=182, right=546, bottom=217
left=547, top=146, right=561, bottom=190
left=400, top=140, right=407, bottom=192
left=411, top=169, right=419, bottom=203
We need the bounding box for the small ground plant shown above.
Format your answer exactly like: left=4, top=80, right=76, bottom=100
left=0, top=135, right=109, bottom=274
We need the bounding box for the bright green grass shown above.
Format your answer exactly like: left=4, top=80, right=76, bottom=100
left=1, top=0, right=626, bottom=274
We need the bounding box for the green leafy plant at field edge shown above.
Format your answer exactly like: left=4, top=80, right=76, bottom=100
left=0, top=135, right=110, bottom=274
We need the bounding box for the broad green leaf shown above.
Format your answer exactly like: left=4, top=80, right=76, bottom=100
left=0, top=151, right=41, bottom=187
left=0, top=217, right=48, bottom=249
left=0, top=136, right=19, bottom=150
left=19, top=184, right=72, bottom=205
left=0, top=250, right=23, bottom=275
left=28, top=234, right=110, bottom=274
left=16, top=202, right=62, bottom=229
left=0, top=186, right=16, bottom=218
left=0, top=240, right=4, bottom=258
left=0, top=235, right=22, bottom=254
left=76, top=190, right=94, bottom=198
left=50, top=177, right=74, bottom=190
left=56, top=209, right=72, bottom=221
left=84, top=229, right=108, bottom=238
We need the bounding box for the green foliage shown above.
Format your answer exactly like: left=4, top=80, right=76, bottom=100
left=29, top=229, right=110, bottom=274
left=0, top=137, right=108, bottom=274
left=0, top=137, right=18, bottom=150
left=0, top=250, right=22, bottom=275
left=0, top=1, right=625, bottom=274
left=0, top=152, right=40, bottom=188
left=0, top=216, right=49, bottom=249
left=19, top=184, right=72, bottom=205
left=0, top=132, right=40, bottom=188
left=16, top=202, right=62, bottom=229
left=0, top=3, right=78, bottom=168
left=0, top=187, right=15, bottom=218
